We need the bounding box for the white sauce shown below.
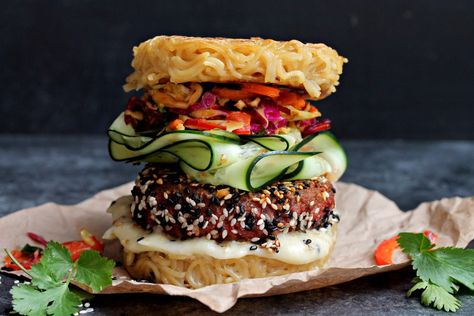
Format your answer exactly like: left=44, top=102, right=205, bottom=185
left=103, top=196, right=336, bottom=265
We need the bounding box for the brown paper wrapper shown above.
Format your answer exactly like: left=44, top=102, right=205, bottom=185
left=1, top=182, right=473, bottom=312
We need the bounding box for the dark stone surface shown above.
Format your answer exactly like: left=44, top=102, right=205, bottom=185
left=1, top=135, right=473, bottom=315
left=1, top=1, right=474, bottom=139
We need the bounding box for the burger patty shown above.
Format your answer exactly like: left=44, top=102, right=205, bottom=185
left=131, top=164, right=339, bottom=249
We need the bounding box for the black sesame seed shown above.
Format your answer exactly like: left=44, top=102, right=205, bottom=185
left=265, top=220, right=276, bottom=232
left=245, top=216, right=255, bottom=230
left=206, top=208, right=213, bottom=216
left=137, top=237, right=144, bottom=242
left=184, top=187, right=191, bottom=195
left=249, top=245, right=257, bottom=251
left=210, top=196, right=219, bottom=205
left=324, top=207, right=332, bottom=213
left=304, top=239, right=312, bottom=245
left=182, top=204, right=192, bottom=212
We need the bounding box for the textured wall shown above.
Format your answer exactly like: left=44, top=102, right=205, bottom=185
left=1, top=0, right=473, bottom=138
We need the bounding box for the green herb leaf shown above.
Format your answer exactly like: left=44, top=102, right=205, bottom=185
left=397, top=232, right=474, bottom=312
left=44, top=284, right=82, bottom=316
left=75, top=250, right=115, bottom=292
left=29, top=263, right=59, bottom=290
left=11, top=284, right=50, bottom=316
left=421, top=282, right=461, bottom=312
left=7, top=240, right=115, bottom=316
left=40, top=242, right=73, bottom=281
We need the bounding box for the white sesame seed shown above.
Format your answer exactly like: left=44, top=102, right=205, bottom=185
left=257, top=219, right=264, bottom=225
left=231, top=218, right=237, bottom=226
left=223, top=208, right=229, bottom=217
left=84, top=302, right=90, bottom=308
left=202, top=221, right=209, bottom=229
left=206, top=233, right=211, bottom=240
left=217, top=221, right=224, bottom=228
left=222, top=230, right=228, bottom=239
left=240, top=221, right=246, bottom=228
left=163, top=192, right=168, bottom=199
left=220, top=200, right=225, bottom=206
left=198, top=215, right=204, bottom=222
left=175, top=204, right=182, bottom=210
left=197, top=202, right=206, bottom=208
left=310, top=201, right=315, bottom=207
left=187, top=225, right=194, bottom=231
left=224, top=194, right=232, bottom=200
left=271, top=203, right=278, bottom=210
left=251, top=237, right=260, bottom=242
left=252, top=197, right=260, bottom=202
left=232, top=229, right=238, bottom=234
left=262, top=202, right=267, bottom=208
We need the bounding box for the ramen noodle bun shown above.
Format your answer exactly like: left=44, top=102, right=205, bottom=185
left=104, top=196, right=338, bottom=289
left=124, top=36, right=346, bottom=99
left=105, top=35, right=347, bottom=289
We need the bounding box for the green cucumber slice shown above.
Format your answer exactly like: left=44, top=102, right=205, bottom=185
left=284, top=156, right=332, bottom=180
left=293, top=132, right=347, bottom=181
left=109, top=139, right=249, bottom=171
left=181, top=151, right=318, bottom=191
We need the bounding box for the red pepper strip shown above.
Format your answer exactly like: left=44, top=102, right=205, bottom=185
left=374, top=230, right=438, bottom=266
left=63, top=229, right=104, bottom=261
left=184, top=118, right=226, bottom=131
left=227, top=112, right=251, bottom=134
left=27, top=232, right=48, bottom=247
left=374, top=236, right=400, bottom=266
left=3, top=249, right=41, bottom=271
left=3, top=229, right=104, bottom=269
left=423, top=230, right=438, bottom=243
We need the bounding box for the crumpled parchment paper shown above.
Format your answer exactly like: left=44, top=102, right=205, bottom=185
left=1, top=182, right=473, bottom=312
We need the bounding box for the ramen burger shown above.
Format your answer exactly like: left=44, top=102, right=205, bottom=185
left=103, top=36, right=347, bottom=288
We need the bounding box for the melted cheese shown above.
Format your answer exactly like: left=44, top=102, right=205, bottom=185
left=103, top=196, right=336, bottom=265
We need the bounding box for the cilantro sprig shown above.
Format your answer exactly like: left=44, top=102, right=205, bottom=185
left=5, top=241, right=115, bottom=316
left=398, top=232, right=474, bottom=312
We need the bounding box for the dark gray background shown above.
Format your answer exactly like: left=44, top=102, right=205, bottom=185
left=1, top=0, right=473, bottom=139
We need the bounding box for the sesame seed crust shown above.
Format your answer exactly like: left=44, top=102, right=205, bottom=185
left=131, top=164, right=337, bottom=249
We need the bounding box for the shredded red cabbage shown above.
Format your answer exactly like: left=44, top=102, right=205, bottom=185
left=189, top=92, right=216, bottom=112
left=263, top=102, right=288, bottom=134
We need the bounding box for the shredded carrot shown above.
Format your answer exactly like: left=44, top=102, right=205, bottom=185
left=241, top=83, right=280, bottom=98
left=276, top=91, right=306, bottom=109
left=167, top=119, right=184, bottom=130
left=211, top=87, right=255, bottom=100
